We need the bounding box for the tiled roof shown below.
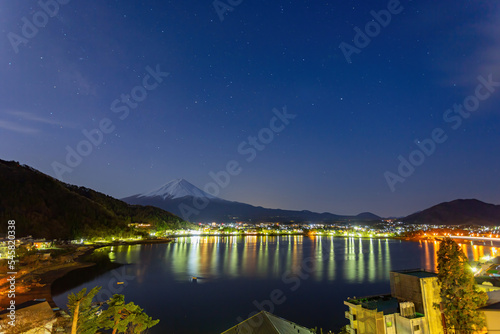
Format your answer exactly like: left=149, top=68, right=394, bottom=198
left=222, top=311, right=314, bottom=334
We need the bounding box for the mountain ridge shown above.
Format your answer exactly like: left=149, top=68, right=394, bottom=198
left=123, top=178, right=382, bottom=223
left=401, top=199, right=500, bottom=226
left=0, top=160, right=191, bottom=239
left=3, top=159, right=497, bottom=234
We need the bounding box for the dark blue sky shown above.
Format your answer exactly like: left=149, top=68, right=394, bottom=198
left=1, top=0, right=499, bottom=217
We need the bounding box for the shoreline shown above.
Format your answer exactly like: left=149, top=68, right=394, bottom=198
left=0, top=238, right=174, bottom=309
left=3, top=236, right=490, bottom=310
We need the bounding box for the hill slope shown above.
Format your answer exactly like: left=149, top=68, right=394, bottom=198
left=123, top=179, right=381, bottom=223
left=0, top=160, right=191, bottom=239
left=402, top=199, right=500, bottom=225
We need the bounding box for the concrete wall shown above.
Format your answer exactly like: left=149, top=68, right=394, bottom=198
left=483, top=309, right=500, bottom=333
left=395, top=314, right=429, bottom=334
left=384, top=314, right=397, bottom=334
left=345, top=302, right=386, bottom=334
left=390, top=272, right=425, bottom=313
left=419, top=277, right=444, bottom=334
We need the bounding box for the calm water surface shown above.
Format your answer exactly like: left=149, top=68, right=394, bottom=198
left=52, top=236, right=498, bottom=333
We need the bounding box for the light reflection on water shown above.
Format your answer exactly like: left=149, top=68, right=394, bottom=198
left=110, top=237, right=499, bottom=286
left=53, top=236, right=500, bottom=334
left=419, top=239, right=498, bottom=271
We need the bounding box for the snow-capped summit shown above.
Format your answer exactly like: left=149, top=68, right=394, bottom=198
left=138, top=178, right=216, bottom=200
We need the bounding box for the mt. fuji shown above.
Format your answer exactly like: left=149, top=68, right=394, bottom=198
left=138, top=178, right=216, bottom=200
left=122, top=179, right=381, bottom=223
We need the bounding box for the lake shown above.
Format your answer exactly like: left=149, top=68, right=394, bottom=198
left=52, top=236, right=498, bottom=333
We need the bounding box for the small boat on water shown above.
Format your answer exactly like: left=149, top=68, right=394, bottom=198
left=191, top=277, right=197, bottom=282
left=117, top=282, right=125, bottom=284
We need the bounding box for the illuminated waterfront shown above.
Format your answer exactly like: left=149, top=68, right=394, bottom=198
left=52, top=236, right=499, bottom=333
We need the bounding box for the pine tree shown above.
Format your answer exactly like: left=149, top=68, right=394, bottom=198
left=98, top=294, right=159, bottom=334
left=67, top=286, right=101, bottom=334
left=436, top=238, right=488, bottom=333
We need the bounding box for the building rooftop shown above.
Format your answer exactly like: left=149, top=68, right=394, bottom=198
left=480, top=301, right=500, bottom=311
left=0, top=299, right=55, bottom=332
left=346, top=294, right=399, bottom=315
left=477, top=278, right=500, bottom=287
left=486, top=291, right=500, bottom=305
left=0, top=299, right=50, bottom=316
left=393, top=269, right=437, bottom=278
left=221, top=311, right=314, bottom=334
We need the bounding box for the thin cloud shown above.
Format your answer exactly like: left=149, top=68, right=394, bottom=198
left=472, top=16, right=500, bottom=78
left=0, top=120, right=38, bottom=134
left=4, top=110, right=76, bottom=127
left=445, top=4, right=500, bottom=87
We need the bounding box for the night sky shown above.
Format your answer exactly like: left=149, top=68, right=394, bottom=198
left=1, top=0, right=499, bottom=217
